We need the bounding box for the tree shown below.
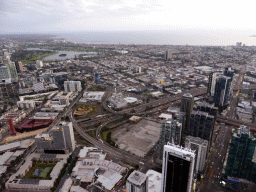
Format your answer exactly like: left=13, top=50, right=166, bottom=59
left=134, top=164, right=139, bottom=170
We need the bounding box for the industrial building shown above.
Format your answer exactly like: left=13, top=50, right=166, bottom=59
left=161, top=143, right=195, bottom=192
left=83, top=91, right=105, bottom=101
left=72, top=150, right=125, bottom=191
left=185, top=136, right=208, bottom=173
left=15, top=119, right=53, bottom=133
left=108, top=93, right=128, bottom=109
left=126, top=170, right=148, bottom=192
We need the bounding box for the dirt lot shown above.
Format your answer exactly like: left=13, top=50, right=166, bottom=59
left=111, top=119, right=161, bottom=157
left=2, top=128, right=48, bottom=143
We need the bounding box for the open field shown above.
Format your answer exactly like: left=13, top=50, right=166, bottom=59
left=74, top=104, right=101, bottom=118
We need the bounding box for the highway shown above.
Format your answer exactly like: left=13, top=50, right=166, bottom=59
left=102, top=88, right=207, bottom=116
left=70, top=114, right=151, bottom=166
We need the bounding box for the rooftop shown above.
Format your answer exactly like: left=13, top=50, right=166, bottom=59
left=127, top=170, right=147, bottom=186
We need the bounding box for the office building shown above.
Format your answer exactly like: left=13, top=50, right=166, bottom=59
left=180, top=93, right=194, bottom=134
left=214, top=75, right=232, bottom=107
left=36, top=60, right=43, bottom=68
left=0, top=80, right=19, bottom=100
left=189, top=111, right=215, bottom=143
left=236, top=42, right=242, bottom=47
left=126, top=170, right=148, bottom=192
left=3, top=59, right=18, bottom=82
left=95, top=73, right=100, bottom=83
left=35, top=134, right=52, bottom=152
left=15, top=61, right=24, bottom=73
left=135, top=66, right=142, bottom=73
left=52, top=127, right=66, bottom=150
left=0, top=64, right=11, bottom=80
left=207, top=72, right=218, bottom=97
left=164, top=50, right=172, bottom=60
left=185, top=136, right=208, bottom=173
left=64, top=81, right=82, bottom=92
left=35, top=122, right=75, bottom=153
left=59, top=122, right=75, bottom=152
left=161, top=143, right=195, bottom=192
left=196, top=104, right=218, bottom=119
left=225, top=125, right=256, bottom=183
left=224, top=67, right=234, bottom=80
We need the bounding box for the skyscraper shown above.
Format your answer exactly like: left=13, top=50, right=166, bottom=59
left=225, top=125, right=256, bottom=183
left=214, top=75, right=232, bottom=107
left=180, top=93, right=194, bottom=134
left=207, top=72, right=218, bottom=97
left=161, top=143, right=195, bottom=192
left=188, top=111, right=215, bottom=143
left=196, top=104, right=218, bottom=119
left=158, top=112, right=185, bottom=161
left=185, top=136, right=208, bottom=173
left=164, top=50, right=172, bottom=60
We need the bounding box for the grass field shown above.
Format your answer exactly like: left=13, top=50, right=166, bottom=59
left=24, top=162, right=56, bottom=180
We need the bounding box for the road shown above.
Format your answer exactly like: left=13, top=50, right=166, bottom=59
left=199, top=125, right=232, bottom=192
left=226, top=64, right=246, bottom=119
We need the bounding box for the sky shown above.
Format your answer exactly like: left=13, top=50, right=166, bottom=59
left=0, top=0, right=255, bottom=34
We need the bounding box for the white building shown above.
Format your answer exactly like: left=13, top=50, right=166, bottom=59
left=164, top=49, right=172, bottom=60
left=126, top=170, right=148, bottom=192
left=161, top=143, right=195, bottom=192
left=108, top=93, right=127, bottom=109
left=17, top=100, right=36, bottom=109
left=61, top=177, right=73, bottom=192
left=135, top=66, right=142, bottom=73
left=36, top=60, right=43, bottom=68
left=146, top=170, right=162, bottom=192
left=59, top=121, right=75, bottom=152
left=64, top=81, right=82, bottom=92
left=185, top=136, right=208, bottom=173
left=83, top=91, right=105, bottom=101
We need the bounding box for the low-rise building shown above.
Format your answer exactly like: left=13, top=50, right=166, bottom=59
left=17, top=100, right=36, bottom=109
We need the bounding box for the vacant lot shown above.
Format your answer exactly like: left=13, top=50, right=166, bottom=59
left=112, top=119, right=161, bottom=157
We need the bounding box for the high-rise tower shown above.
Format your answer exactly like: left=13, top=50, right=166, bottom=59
left=161, top=143, right=195, bottom=192
left=180, top=93, right=194, bottom=134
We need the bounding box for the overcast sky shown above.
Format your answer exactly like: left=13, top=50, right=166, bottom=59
left=0, top=0, right=255, bottom=34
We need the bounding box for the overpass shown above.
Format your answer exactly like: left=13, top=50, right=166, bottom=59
left=217, top=116, right=256, bottom=132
